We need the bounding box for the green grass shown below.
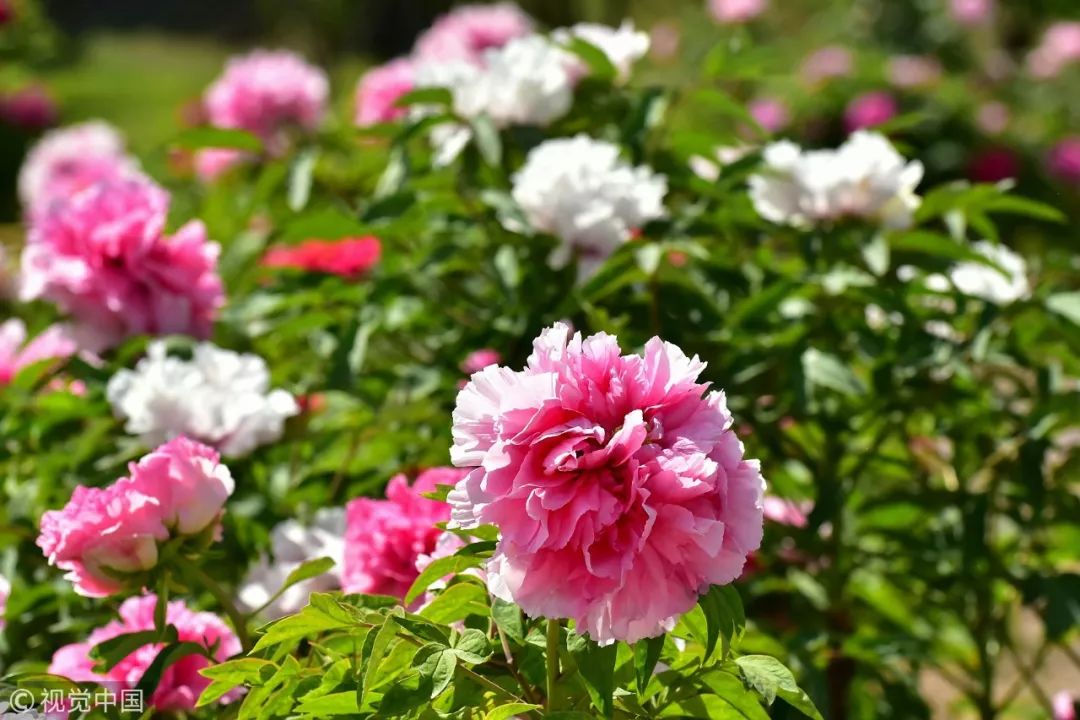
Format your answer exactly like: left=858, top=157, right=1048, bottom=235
left=42, top=33, right=234, bottom=156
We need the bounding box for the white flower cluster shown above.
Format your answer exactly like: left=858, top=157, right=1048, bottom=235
left=749, top=131, right=924, bottom=229
left=510, top=134, right=668, bottom=277
left=553, top=21, right=650, bottom=83
left=106, top=341, right=299, bottom=457
left=415, top=35, right=575, bottom=164
left=414, top=22, right=648, bottom=165
left=239, top=508, right=345, bottom=618
left=935, top=240, right=1030, bottom=305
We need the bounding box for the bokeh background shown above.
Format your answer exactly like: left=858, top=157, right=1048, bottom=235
left=1, top=1, right=1077, bottom=717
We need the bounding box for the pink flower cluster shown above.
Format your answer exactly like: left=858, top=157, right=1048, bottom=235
left=20, top=175, right=224, bottom=350
left=49, top=594, right=240, bottom=711
left=17, top=120, right=139, bottom=218
left=461, top=348, right=502, bottom=375
left=1056, top=692, right=1077, bottom=720
left=199, top=49, right=328, bottom=179
left=261, top=236, right=382, bottom=279
left=1028, top=22, right=1080, bottom=78
left=413, top=2, right=534, bottom=64
left=845, top=91, right=898, bottom=132
left=1048, top=137, right=1080, bottom=184
left=37, top=437, right=234, bottom=597
left=0, top=85, right=57, bottom=131
left=342, top=468, right=463, bottom=599
left=0, top=319, right=76, bottom=385
left=448, top=323, right=765, bottom=644
left=949, top=0, right=992, bottom=25
left=354, top=3, right=532, bottom=126
left=708, top=0, right=767, bottom=24
left=801, top=46, right=853, bottom=84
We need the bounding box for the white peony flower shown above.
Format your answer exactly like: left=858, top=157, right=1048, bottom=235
left=553, top=21, right=650, bottom=83
left=689, top=145, right=753, bottom=182
left=107, top=341, right=299, bottom=457
left=749, top=131, right=924, bottom=229
left=510, top=134, right=668, bottom=277
left=239, top=508, right=345, bottom=618
left=945, top=241, right=1030, bottom=305
left=414, top=34, right=576, bottom=164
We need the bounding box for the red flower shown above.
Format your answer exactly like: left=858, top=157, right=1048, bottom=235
left=261, top=236, right=381, bottom=279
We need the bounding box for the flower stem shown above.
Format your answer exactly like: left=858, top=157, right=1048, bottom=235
left=546, top=619, right=560, bottom=711
left=178, top=556, right=252, bottom=652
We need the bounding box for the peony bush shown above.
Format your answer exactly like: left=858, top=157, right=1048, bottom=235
left=0, top=2, right=1078, bottom=719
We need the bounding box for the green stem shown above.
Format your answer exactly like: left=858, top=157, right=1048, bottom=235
left=546, top=619, right=560, bottom=711
left=178, top=556, right=252, bottom=653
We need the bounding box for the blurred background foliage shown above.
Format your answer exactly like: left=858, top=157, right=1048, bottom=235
left=0, top=1, right=1078, bottom=719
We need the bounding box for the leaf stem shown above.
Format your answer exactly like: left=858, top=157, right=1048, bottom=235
left=546, top=619, right=560, bottom=711
left=177, top=556, right=252, bottom=653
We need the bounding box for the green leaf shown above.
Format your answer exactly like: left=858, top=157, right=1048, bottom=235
left=173, top=127, right=262, bottom=152
left=471, top=114, right=502, bottom=167
left=492, top=598, right=524, bottom=645
left=735, top=656, right=824, bottom=720
left=394, top=86, right=454, bottom=109
left=802, top=348, right=865, bottom=397
left=570, top=636, right=617, bottom=718
left=979, top=194, right=1065, bottom=223
left=295, top=691, right=361, bottom=716
left=634, top=635, right=665, bottom=696
left=561, top=37, right=617, bottom=82
left=404, top=554, right=486, bottom=605
left=450, top=627, right=493, bottom=664
left=137, top=642, right=212, bottom=697
left=417, top=646, right=458, bottom=698
left=252, top=606, right=350, bottom=652
left=92, top=627, right=177, bottom=672
left=420, top=581, right=491, bottom=624
left=890, top=231, right=1004, bottom=271
left=696, top=670, right=771, bottom=719
left=198, top=659, right=276, bottom=707
left=1047, top=292, right=1080, bottom=326
left=360, top=617, right=400, bottom=707
left=287, top=148, right=318, bottom=212
left=486, top=703, right=543, bottom=720
left=279, top=208, right=366, bottom=242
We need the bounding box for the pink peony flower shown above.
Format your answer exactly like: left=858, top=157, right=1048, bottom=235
left=975, top=101, right=1010, bottom=135
left=708, top=0, right=767, bottom=24
left=0, top=85, right=57, bottom=131
left=448, top=323, right=765, bottom=644
left=968, top=146, right=1019, bottom=183
left=413, top=3, right=533, bottom=64
left=801, top=46, right=853, bottom=83
left=0, top=319, right=77, bottom=385
left=204, top=49, right=328, bottom=145
left=1055, top=692, right=1077, bottom=720
left=762, top=496, right=812, bottom=527
left=342, top=468, right=464, bottom=599
left=261, top=236, right=381, bottom=279
left=131, top=436, right=235, bottom=536
left=354, top=58, right=415, bottom=126
left=37, top=437, right=233, bottom=597
left=20, top=175, right=224, bottom=349
left=887, top=55, right=942, bottom=88
left=461, top=348, right=502, bottom=375
left=1048, top=137, right=1080, bottom=184
left=17, top=120, right=137, bottom=215
left=0, top=0, right=15, bottom=25
left=49, top=594, right=241, bottom=711
left=949, top=0, right=992, bottom=25
left=649, top=21, right=681, bottom=62
left=748, top=97, right=789, bottom=133
left=844, top=91, right=898, bottom=132
left=194, top=147, right=249, bottom=182
left=1028, top=22, right=1080, bottom=78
